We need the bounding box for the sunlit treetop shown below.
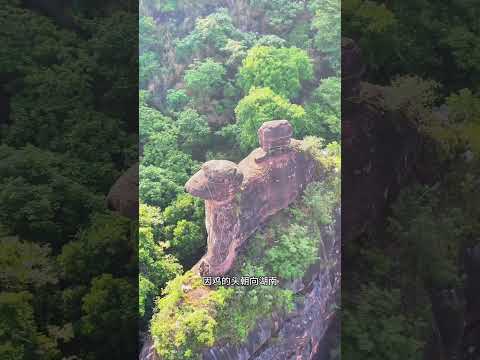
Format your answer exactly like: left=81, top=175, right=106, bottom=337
left=238, top=46, right=313, bottom=100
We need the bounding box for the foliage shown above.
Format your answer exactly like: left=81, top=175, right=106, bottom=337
left=169, top=220, right=205, bottom=265
left=0, top=2, right=138, bottom=360
left=151, top=272, right=233, bottom=359
left=0, top=291, right=59, bottom=360
left=175, top=9, right=247, bottom=62
left=139, top=93, right=177, bottom=146
left=265, top=224, right=319, bottom=280
left=0, top=237, right=57, bottom=290
left=217, top=172, right=339, bottom=342
left=301, top=136, right=341, bottom=176
left=234, top=87, right=306, bottom=151
left=140, top=51, right=162, bottom=89
left=446, top=89, right=480, bottom=124
left=184, top=59, right=226, bottom=101
left=80, top=274, right=137, bottom=359
left=246, top=0, right=304, bottom=34
left=254, top=35, right=287, bottom=48
left=0, top=145, right=102, bottom=246
left=343, top=284, right=427, bottom=360
left=139, top=165, right=184, bottom=209
left=161, top=194, right=206, bottom=266
left=305, top=77, right=341, bottom=140
left=340, top=1, right=480, bottom=358
left=176, top=108, right=211, bottom=152
left=216, top=262, right=294, bottom=342
left=139, top=0, right=342, bottom=347
left=388, top=185, right=463, bottom=289
left=238, top=46, right=313, bottom=100
left=139, top=204, right=182, bottom=320
left=342, top=0, right=398, bottom=76
left=166, top=89, right=190, bottom=113
left=58, top=214, right=135, bottom=283
left=311, top=0, right=341, bottom=73
left=383, top=75, right=439, bottom=126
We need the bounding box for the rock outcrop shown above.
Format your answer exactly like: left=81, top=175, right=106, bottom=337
left=185, top=120, right=318, bottom=276
left=106, top=163, right=139, bottom=220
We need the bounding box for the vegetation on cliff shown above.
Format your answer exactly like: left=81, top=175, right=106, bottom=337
left=150, top=152, right=340, bottom=358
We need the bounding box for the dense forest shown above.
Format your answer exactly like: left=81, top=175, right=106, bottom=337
left=0, top=1, right=138, bottom=359
left=139, top=0, right=340, bottom=358
left=342, top=1, right=480, bottom=359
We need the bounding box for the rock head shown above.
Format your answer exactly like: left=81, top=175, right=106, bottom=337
left=258, top=120, right=293, bottom=153
left=185, top=160, right=243, bottom=202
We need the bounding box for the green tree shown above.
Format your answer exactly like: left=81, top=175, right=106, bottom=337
left=0, top=291, right=59, bottom=360
left=175, top=9, right=245, bottom=62
left=265, top=224, right=318, bottom=280
left=139, top=165, right=184, bottom=208
left=305, top=77, right=341, bottom=140
left=80, top=274, right=137, bottom=359
left=162, top=194, right=204, bottom=226
left=238, top=46, right=313, bottom=99
left=170, top=220, right=205, bottom=265
left=0, top=237, right=57, bottom=290
left=311, top=0, right=341, bottom=73
left=140, top=51, right=161, bottom=89
left=343, top=285, right=426, bottom=360
left=234, top=87, right=306, bottom=151
left=245, top=0, right=304, bottom=34
left=184, top=59, right=226, bottom=101
left=0, top=146, right=102, bottom=246
left=160, top=193, right=206, bottom=266
left=166, top=89, right=190, bottom=113
left=176, top=108, right=211, bottom=152
left=58, top=214, right=135, bottom=283
left=150, top=272, right=232, bottom=360
left=140, top=93, right=177, bottom=146
left=139, top=204, right=182, bottom=321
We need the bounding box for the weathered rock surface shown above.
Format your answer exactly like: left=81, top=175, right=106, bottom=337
left=106, top=163, right=139, bottom=220
left=257, top=120, right=293, bottom=153
left=185, top=120, right=317, bottom=276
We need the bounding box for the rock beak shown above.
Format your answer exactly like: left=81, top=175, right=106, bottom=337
left=185, top=168, right=209, bottom=199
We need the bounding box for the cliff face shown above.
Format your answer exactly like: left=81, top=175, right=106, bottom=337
left=185, top=120, right=317, bottom=276
left=341, top=39, right=419, bottom=242
left=202, top=210, right=340, bottom=360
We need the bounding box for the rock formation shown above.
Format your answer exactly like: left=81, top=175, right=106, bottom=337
left=106, top=163, right=139, bottom=220
left=185, top=120, right=318, bottom=276
left=140, top=119, right=338, bottom=360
